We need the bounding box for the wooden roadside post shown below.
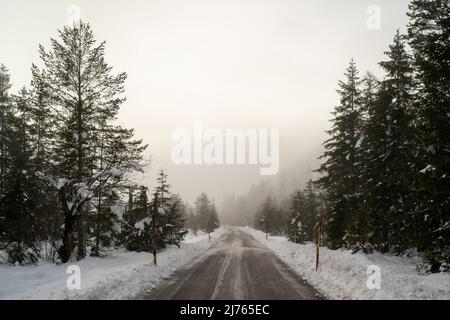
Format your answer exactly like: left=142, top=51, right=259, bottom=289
left=152, top=206, right=157, bottom=266
left=315, top=227, right=320, bottom=271
left=316, top=192, right=326, bottom=271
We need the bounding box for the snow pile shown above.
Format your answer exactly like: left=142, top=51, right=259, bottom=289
left=243, top=227, right=450, bottom=300
left=183, top=228, right=225, bottom=244
left=0, top=228, right=224, bottom=300
left=108, top=167, right=122, bottom=177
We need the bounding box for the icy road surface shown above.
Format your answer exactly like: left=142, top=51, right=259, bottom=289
left=145, top=227, right=323, bottom=300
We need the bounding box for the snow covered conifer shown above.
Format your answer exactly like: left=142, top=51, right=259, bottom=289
left=0, top=64, right=13, bottom=247
left=121, top=186, right=151, bottom=252
left=361, top=31, right=416, bottom=254
left=288, top=190, right=308, bottom=243
left=31, top=21, right=146, bottom=262
left=407, top=0, right=450, bottom=272
left=2, top=88, right=41, bottom=264
left=254, top=196, right=277, bottom=239
left=206, top=200, right=220, bottom=238
left=164, top=194, right=188, bottom=247
left=316, top=59, right=364, bottom=249
left=195, top=192, right=212, bottom=233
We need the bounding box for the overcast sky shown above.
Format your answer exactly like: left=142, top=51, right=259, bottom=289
left=0, top=0, right=411, bottom=205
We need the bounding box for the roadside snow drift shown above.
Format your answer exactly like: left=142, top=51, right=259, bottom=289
left=0, top=228, right=224, bottom=300
left=243, top=227, right=450, bottom=300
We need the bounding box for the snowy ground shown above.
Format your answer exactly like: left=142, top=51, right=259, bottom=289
left=0, top=228, right=224, bottom=300
left=243, top=227, right=450, bottom=300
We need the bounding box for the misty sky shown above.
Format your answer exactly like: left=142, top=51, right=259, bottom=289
left=0, top=0, right=411, bottom=206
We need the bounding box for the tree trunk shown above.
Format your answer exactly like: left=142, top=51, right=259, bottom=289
left=77, top=207, right=86, bottom=260
left=58, top=188, right=77, bottom=263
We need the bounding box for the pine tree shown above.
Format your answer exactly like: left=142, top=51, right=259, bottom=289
left=164, top=194, right=188, bottom=247
left=362, top=31, right=416, bottom=253
left=0, top=64, right=12, bottom=202
left=407, top=0, right=450, bottom=272
left=155, top=169, right=171, bottom=208
left=121, top=186, right=151, bottom=252
left=153, top=170, right=188, bottom=247
left=288, top=190, right=308, bottom=243
left=185, top=203, right=200, bottom=235
left=195, top=192, right=212, bottom=233
left=254, top=196, right=277, bottom=239
left=149, top=191, right=165, bottom=251
left=2, top=88, right=40, bottom=264
left=28, top=81, right=61, bottom=261
left=89, top=126, right=146, bottom=256
left=206, top=200, right=220, bottom=239
left=303, top=180, right=320, bottom=240
left=316, top=59, right=364, bottom=249
left=152, top=170, right=171, bottom=249
left=0, top=64, right=12, bottom=248
left=287, top=181, right=319, bottom=244
left=31, top=21, right=146, bottom=262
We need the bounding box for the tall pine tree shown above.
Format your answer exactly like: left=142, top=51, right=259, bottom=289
left=407, top=0, right=450, bottom=272
left=316, top=59, right=364, bottom=249
left=32, top=21, right=146, bottom=262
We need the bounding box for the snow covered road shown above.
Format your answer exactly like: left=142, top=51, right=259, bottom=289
left=145, top=227, right=323, bottom=300
left=0, top=229, right=225, bottom=300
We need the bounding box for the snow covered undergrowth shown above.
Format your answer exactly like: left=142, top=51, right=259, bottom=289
left=0, top=228, right=225, bottom=300
left=243, top=227, right=450, bottom=300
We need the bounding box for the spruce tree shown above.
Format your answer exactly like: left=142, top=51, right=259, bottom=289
left=164, top=194, right=188, bottom=247
left=0, top=64, right=12, bottom=201
left=206, top=200, right=220, bottom=238
left=31, top=21, right=146, bottom=262
left=303, top=180, right=320, bottom=241
left=186, top=203, right=200, bottom=235
left=288, top=190, right=308, bottom=243
left=316, top=59, right=363, bottom=249
left=254, top=196, right=277, bottom=239
left=0, top=64, right=12, bottom=248
left=2, top=88, right=40, bottom=264
left=28, top=82, right=61, bottom=261
left=407, top=0, right=450, bottom=272
left=89, top=125, right=146, bottom=256
left=288, top=181, right=320, bottom=244
left=195, top=192, right=212, bottom=233
left=121, top=186, right=151, bottom=252
left=383, top=31, right=414, bottom=253
left=153, top=171, right=188, bottom=248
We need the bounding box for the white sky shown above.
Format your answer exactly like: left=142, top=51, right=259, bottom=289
left=0, top=0, right=411, bottom=204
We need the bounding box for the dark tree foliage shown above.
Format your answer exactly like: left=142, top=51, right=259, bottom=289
left=1, top=21, right=147, bottom=264
left=194, top=192, right=220, bottom=236
left=406, top=0, right=450, bottom=272
left=30, top=21, right=146, bottom=262
left=164, top=194, right=188, bottom=247
left=316, top=59, right=364, bottom=250
left=254, top=196, right=278, bottom=238
left=120, top=171, right=188, bottom=253
left=313, top=1, right=450, bottom=272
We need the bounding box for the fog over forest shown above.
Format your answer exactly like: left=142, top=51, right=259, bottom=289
left=1, top=0, right=411, bottom=223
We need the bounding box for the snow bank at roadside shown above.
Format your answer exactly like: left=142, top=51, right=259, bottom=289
left=243, top=227, right=450, bottom=300
left=183, top=229, right=220, bottom=243
left=0, top=228, right=225, bottom=300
